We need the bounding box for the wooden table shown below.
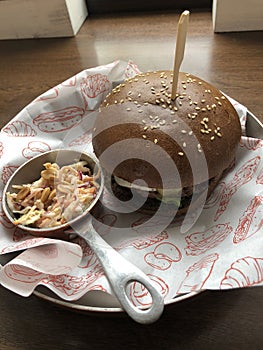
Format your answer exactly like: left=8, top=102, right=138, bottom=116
left=0, top=11, right=262, bottom=350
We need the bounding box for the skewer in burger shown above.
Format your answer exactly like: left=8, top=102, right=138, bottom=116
left=92, top=71, right=241, bottom=218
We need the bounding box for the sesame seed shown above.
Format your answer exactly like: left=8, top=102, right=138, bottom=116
left=156, top=99, right=160, bottom=104
left=201, top=99, right=206, bottom=103
left=126, top=108, right=131, bottom=111
left=114, top=100, right=118, bottom=104
left=162, top=104, right=167, bottom=109
left=181, top=130, right=187, bottom=134
left=138, top=93, right=141, bottom=98
left=174, top=107, right=178, bottom=111
left=198, top=82, right=202, bottom=85
left=183, top=142, right=186, bottom=148
left=154, top=139, right=158, bottom=144
left=210, top=136, right=215, bottom=141
left=215, top=97, right=220, bottom=100
left=138, top=109, right=143, bottom=113
left=170, top=111, right=175, bottom=115
left=178, top=152, right=184, bottom=156
left=142, top=119, right=146, bottom=124
left=221, top=96, right=226, bottom=99
left=218, top=101, right=222, bottom=106
left=142, top=135, right=147, bottom=139
left=195, top=107, right=201, bottom=111
left=172, top=119, right=177, bottom=124
left=144, top=102, right=149, bottom=105
left=201, top=108, right=207, bottom=112
left=188, top=131, right=193, bottom=135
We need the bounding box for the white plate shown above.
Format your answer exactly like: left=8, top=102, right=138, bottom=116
left=33, top=287, right=203, bottom=313
left=1, top=110, right=260, bottom=314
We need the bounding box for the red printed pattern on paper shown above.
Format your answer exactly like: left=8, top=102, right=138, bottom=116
left=214, top=156, right=260, bottom=221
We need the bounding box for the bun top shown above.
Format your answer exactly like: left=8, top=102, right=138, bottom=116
left=92, top=71, right=241, bottom=189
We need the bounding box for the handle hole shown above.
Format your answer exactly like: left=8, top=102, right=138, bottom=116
left=125, top=281, right=153, bottom=310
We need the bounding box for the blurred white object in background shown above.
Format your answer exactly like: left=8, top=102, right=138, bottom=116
left=0, top=0, right=88, bottom=40
left=213, top=0, right=263, bottom=32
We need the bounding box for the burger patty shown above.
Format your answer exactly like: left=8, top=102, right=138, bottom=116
left=110, top=171, right=223, bottom=214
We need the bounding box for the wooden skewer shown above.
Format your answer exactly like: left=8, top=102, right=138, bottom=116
left=171, top=10, right=190, bottom=100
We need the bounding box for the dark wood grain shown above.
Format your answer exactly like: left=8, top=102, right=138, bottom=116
left=0, top=11, right=262, bottom=350
left=0, top=11, right=262, bottom=128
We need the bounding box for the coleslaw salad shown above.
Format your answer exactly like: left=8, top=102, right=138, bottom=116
left=6, top=161, right=100, bottom=228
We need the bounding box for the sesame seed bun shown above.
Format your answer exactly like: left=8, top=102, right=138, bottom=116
left=92, top=71, right=241, bottom=215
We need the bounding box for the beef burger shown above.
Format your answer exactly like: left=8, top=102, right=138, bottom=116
left=92, top=71, right=241, bottom=217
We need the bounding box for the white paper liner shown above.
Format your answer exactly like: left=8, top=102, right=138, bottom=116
left=0, top=60, right=262, bottom=306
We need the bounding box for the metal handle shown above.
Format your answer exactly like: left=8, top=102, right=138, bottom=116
left=75, top=220, right=164, bottom=324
